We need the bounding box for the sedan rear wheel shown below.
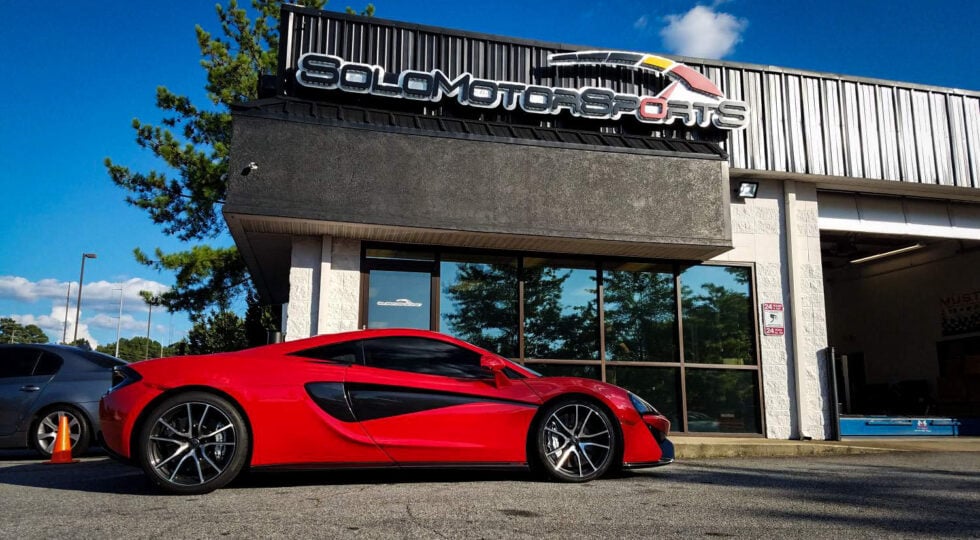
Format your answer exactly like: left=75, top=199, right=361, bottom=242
left=536, top=400, right=616, bottom=482
left=136, top=392, right=249, bottom=495
left=31, top=406, right=90, bottom=458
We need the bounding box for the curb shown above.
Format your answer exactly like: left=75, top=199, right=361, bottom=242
left=674, top=441, right=894, bottom=460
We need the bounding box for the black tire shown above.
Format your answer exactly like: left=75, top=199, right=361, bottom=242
left=136, top=391, right=249, bottom=495
left=30, top=405, right=91, bottom=459
left=535, top=399, right=617, bottom=483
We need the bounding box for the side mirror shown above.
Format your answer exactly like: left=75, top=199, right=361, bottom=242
left=480, top=355, right=511, bottom=387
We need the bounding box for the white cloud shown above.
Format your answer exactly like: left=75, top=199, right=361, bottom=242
left=2, top=275, right=176, bottom=348
left=11, top=310, right=99, bottom=348
left=0, top=275, right=170, bottom=312
left=660, top=5, right=748, bottom=59
left=634, top=15, right=649, bottom=30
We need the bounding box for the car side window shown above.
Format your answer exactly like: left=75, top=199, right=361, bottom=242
left=0, top=348, right=41, bottom=378
left=361, top=337, right=485, bottom=379
left=34, top=352, right=63, bottom=376
left=290, top=341, right=361, bottom=364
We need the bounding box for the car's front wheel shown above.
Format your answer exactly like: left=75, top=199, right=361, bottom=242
left=136, top=391, right=249, bottom=495
left=535, top=399, right=617, bottom=482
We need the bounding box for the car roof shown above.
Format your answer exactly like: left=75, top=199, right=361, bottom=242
left=0, top=343, right=126, bottom=368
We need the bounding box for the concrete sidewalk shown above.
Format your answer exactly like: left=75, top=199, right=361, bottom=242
left=673, top=436, right=980, bottom=459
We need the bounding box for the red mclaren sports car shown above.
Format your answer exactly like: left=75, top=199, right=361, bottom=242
left=99, top=329, right=673, bottom=494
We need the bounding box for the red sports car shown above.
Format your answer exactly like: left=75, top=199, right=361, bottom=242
left=99, top=329, right=673, bottom=494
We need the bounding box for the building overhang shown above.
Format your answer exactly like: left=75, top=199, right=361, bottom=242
left=226, top=213, right=733, bottom=305
left=224, top=99, right=734, bottom=304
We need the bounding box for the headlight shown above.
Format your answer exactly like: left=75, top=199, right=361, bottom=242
left=628, top=392, right=660, bottom=415
left=108, top=365, right=142, bottom=393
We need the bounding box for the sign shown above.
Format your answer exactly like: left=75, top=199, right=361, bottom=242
left=295, top=50, right=749, bottom=130
left=941, top=290, right=980, bottom=336
left=376, top=298, right=423, bottom=308
left=762, top=303, right=784, bottom=336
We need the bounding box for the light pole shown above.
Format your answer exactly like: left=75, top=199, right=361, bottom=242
left=141, top=292, right=162, bottom=360
left=62, top=282, right=72, bottom=344
left=113, top=288, right=124, bottom=357
left=145, top=301, right=153, bottom=360
left=73, top=253, right=97, bottom=344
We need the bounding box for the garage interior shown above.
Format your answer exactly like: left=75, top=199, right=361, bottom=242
left=819, top=193, right=980, bottom=425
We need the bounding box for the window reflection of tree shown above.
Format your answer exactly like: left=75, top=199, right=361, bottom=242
left=682, top=267, right=755, bottom=365
left=521, top=266, right=598, bottom=360
left=444, top=262, right=599, bottom=360
left=441, top=261, right=519, bottom=357
left=602, top=270, right=676, bottom=362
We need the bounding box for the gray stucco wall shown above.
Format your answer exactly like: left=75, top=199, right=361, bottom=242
left=225, top=113, right=732, bottom=253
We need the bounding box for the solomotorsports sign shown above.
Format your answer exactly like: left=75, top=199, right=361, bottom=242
left=295, top=49, right=749, bottom=130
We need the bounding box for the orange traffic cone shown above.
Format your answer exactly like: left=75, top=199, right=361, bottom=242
left=45, top=414, right=79, bottom=464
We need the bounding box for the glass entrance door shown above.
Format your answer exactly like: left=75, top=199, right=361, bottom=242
left=366, top=269, right=432, bottom=330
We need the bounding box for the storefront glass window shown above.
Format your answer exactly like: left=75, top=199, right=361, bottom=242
left=362, top=247, right=763, bottom=434
left=680, top=265, right=756, bottom=365
left=606, top=365, right=680, bottom=428
left=523, top=258, right=599, bottom=360
left=367, top=270, right=430, bottom=330
left=603, top=264, right=677, bottom=362
left=440, top=254, right=519, bottom=358
left=685, top=369, right=760, bottom=433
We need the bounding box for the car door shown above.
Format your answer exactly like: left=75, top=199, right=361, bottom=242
left=345, top=336, right=542, bottom=465
left=0, top=347, right=57, bottom=436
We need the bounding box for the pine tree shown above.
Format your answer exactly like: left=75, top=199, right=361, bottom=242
left=105, top=1, right=373, bottom=318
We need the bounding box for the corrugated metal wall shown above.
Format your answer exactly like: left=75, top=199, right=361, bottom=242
left=279, top=7, right=980, bottom=190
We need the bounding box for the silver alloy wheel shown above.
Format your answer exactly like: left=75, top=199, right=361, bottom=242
left=36, top=411, right=80, bottom=454
left=542, top=403, right=614, bottom=479
left=146, top=401, right=238, bottom=487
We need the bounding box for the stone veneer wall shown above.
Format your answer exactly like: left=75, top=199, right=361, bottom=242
left=284, top=236, right=362, bottom=341
left=284, top=237, right=320, bottom=341
left=317, top=237, right=362, bottom=334
left=712, top=179, right=831, bottom=439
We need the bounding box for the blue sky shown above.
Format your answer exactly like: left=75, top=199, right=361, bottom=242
left=1, top=0, right=977, bottom=348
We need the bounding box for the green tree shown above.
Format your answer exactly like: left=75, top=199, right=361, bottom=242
left=244, top=290, right=282, bottom=347
left=97, top=336, right=174, bottom=362
left=0, top=318, right=49, bottom=344
left=69, top=338, right=93, bottom=350
left=105, top=0, right=374, bottom=317
left=188, top=311, right=248, bottom=354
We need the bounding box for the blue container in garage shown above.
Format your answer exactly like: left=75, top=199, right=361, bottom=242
left=840, top=417, right=961, bottom=437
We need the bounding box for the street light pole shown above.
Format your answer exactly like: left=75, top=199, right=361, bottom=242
left=145, top=302, right=153, bottom=360
left=73, top=253, right=97, bottom=344
left=62, top=282, right=72, bottom=344
left=114, top=288, right=124, bottom=357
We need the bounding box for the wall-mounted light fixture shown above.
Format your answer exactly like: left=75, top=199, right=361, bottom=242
left=850, top=243, right=924, bottom=264
left=735, top=181, right=759, bottom=199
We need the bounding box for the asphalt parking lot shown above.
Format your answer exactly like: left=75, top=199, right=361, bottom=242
left=1, top=449, right=978, bottom=539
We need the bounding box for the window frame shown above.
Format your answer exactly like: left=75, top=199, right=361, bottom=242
left=360, top=244, right=765, bottom=435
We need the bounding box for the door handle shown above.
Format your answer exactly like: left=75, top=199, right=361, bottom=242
left=19, top=385, right=40, bottom=392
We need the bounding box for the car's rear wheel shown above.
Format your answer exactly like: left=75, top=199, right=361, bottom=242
left=30, top=406, right=90, bottom=458
left=136, top=391, right=249, bottom=495
left=535, top=399, right=617, bottom=482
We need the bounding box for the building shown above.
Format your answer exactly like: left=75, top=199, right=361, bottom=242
left=223, top=5, right=980, bottom=439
